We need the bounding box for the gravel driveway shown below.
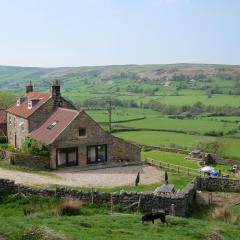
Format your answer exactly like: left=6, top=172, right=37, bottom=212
left=0, top=165, right=163, bottom=188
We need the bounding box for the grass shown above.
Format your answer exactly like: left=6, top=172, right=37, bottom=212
left=0, top=159, right=61, bottom=179
left=142, top=151, right=200, bottom=169
left=114, top=131, right=240, bottom=160
left=142, top=150, right=234, bottom=177
left=114, top=116, right=238, bottom=134
left=0, top=194, right=240, bottom=240
left=0, top=92, right=15, bottom=108
left=159, top=94, right=240, bottom=107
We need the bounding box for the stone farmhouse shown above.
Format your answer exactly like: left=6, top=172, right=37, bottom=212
left=6, top=81, right=140, bottom=169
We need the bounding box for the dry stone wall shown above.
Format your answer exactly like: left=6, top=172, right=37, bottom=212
left=5, top=151, right=49, bottom=169
left=0, top=178, right=196, bottom=217
left=1, top=176, right=239, bottom=217
left=196, top=176, right=240, bottom=192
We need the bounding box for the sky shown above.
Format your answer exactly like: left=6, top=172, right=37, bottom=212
left=0, top=0, right=239, bottom=67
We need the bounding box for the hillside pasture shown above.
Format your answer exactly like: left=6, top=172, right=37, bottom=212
left=0, top=195, right=240, bottom=240
left=115, top=131, right=240, bottom=160
left=114, top=116, right=238, bottom=135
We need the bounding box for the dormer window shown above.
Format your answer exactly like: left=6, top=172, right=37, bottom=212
left=16, top=96, right=26, bottom=106
left=28, top=99, right=39, bottom=109
left=28, top=100, right=33, bottom=109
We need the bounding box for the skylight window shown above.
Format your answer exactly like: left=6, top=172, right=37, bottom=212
left=47, top=120, right=59, bottom=130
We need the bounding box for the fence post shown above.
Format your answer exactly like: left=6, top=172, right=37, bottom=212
left=18, top=184, right=20, bottom=195
left=178, top=167, right=180, bottom=173
left=171, top=204, right=175, bottom=216
left=138, top=195, right=142, bottom=212
left=208, top=192, right=213, bottom=205
left=91, top=189, right=94, bottom=204
left=110, top=193, right=113, bottom=214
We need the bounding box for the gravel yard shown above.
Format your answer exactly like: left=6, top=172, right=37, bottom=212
left=0, top=165, right=163, bottom=188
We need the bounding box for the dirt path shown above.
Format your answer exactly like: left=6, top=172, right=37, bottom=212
left=0, top=165, right=163, bottom=188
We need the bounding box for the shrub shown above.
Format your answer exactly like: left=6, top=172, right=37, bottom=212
left=21, top=226, right=65, bottom=240
left=212, top=204, right=231, bottom=222
left=204, top=131, right=224, bottom=137
left=196, top=140, right=223, bottom=156
left=59, top=198, right=82, bottom=216
left=0, top=136, right=7, bottom=144
left=203, top=232, right=224, bottom=240
left=204, top=231, right=224, bottom=240
left=20, top=137, right=49, bottom=156
left=23, top=205, right=37, bottom=216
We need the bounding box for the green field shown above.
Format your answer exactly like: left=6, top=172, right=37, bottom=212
left=115, top=131, right=240, bottom=160
left=159, top=94, right=240, bottom=107
left=1, top=195, right=240, bottom=240
left=142, top=151, right=199, bottom=169
left=113, top=116, right=237, bottom=134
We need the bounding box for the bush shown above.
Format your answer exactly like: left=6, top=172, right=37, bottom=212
left=212, top=204, right=231, bottom=222
left=23, top=205, right=37, bottom=216
left=204, top=231, right=224, bottom=240
left=212, top=204, right=240, bottom=224
left=0, top=136, right=7, bottom=144
left=21, top=226, right=65, bottom=240
left=196, top=140, right=223, bottom=155
left=59, top=198, right=82, bottom=216
left=204, top=131, right=224, bottom=137
left=20, top=137, right=49, bottom=156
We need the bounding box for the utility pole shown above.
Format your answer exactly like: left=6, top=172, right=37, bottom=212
left=108, top=100, right=112, bottom=132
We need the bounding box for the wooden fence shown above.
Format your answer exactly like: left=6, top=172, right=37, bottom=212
left=145, top=157, right=202, bottom=176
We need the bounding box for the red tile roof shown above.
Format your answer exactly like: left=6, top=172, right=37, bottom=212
left=30, top=107, right=79, bottom=145
left=6, top=92, right=51, bottom=118
left=0, top=110, right=6, bottom=124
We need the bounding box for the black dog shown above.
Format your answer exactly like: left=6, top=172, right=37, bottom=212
left=142, top=210, right=169, bottom=225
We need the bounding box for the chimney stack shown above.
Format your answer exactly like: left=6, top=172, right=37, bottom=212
left=26, top=80, right=33, bottom=93
left=51, top=80, right=62, bottom=107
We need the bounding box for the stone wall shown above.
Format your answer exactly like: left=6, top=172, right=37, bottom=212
left=5, top=151, right=49, bottom=169
left=196, top=176, right=240, bottom=192
left=110, top=136, right=141, bottom=162
left=0, top=178, right=196, bottom=217
left=141, top=145, right=190, bottom=155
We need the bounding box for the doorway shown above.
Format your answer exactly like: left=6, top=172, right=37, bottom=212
left=57, top=147, right=78, bottom=167
left=87, top=145, right=107, bottom=164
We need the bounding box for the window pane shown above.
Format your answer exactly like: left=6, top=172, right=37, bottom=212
left=58, top=152, right=66, bottom=166
left=97, top=145, right=106, bottom=161
left=79, top=128, right=86, bottom=137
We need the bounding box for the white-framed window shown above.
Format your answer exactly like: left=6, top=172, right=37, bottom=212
left=28, top=100, right=32, bottom=109
left=79, top=128, right=87, bottom=137
left=9, top=117, right=12, bottom=125
left=19, top=122, right=24, bottom=133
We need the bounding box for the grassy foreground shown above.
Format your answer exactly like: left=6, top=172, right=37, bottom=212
left=0, top=195, right=240, bottom=240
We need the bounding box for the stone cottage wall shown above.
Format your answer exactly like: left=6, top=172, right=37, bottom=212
left=7, top=113, right=29, bottom=148
left=109, top=136, right=141, bottom=162
left=49, top=111, right=141, bottom=169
